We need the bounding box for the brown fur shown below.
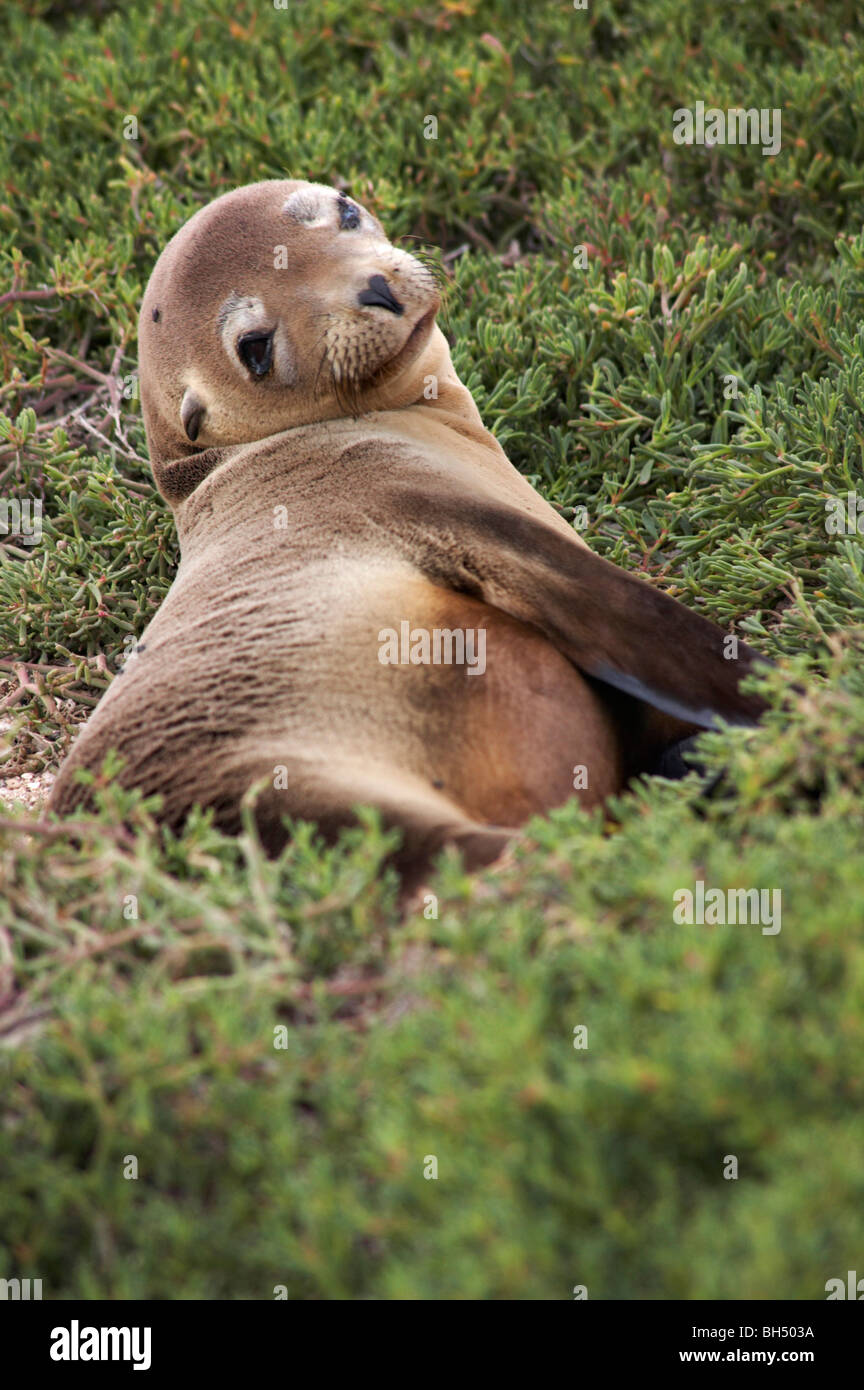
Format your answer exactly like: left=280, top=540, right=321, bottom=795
left=48, top=180, right=767, bottom=880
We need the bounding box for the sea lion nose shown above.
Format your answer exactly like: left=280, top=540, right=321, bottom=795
left=358, top=274, right=404, bottom=316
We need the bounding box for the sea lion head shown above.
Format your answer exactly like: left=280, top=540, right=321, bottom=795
left=138, top=179, right=445, bottom=489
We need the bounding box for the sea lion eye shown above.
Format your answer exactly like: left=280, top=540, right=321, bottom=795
left=338, top=199, right=361, bottom=230
left=237, top=330, right=274, bottom=378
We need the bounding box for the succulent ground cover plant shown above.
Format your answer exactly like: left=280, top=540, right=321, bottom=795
left=0, top=0, right=863, bottom=1300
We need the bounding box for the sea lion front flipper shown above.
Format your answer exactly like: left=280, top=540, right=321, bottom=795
left=404, top=495, right=768, bottom=730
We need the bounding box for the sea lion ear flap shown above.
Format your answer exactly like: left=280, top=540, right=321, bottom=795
left=180, top=388, right=206, bottom=443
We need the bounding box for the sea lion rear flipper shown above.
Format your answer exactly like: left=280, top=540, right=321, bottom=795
left=247, top=758, right=516, bottom=883
left=409, top=496, right=768, bottom=730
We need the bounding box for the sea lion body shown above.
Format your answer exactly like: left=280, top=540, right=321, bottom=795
left=53, top=409, right=621, bottom=866
left=48, top=180, right=766, bottom=877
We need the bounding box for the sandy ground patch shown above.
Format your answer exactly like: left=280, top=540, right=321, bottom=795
left=0, top=683, right=58, bottom=811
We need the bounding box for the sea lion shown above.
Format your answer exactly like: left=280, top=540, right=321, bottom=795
left=48, top=179, right=767, bottom=882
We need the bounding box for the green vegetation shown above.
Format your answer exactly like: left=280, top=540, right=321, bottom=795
left=1, top=0, right=863, bottom=1298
